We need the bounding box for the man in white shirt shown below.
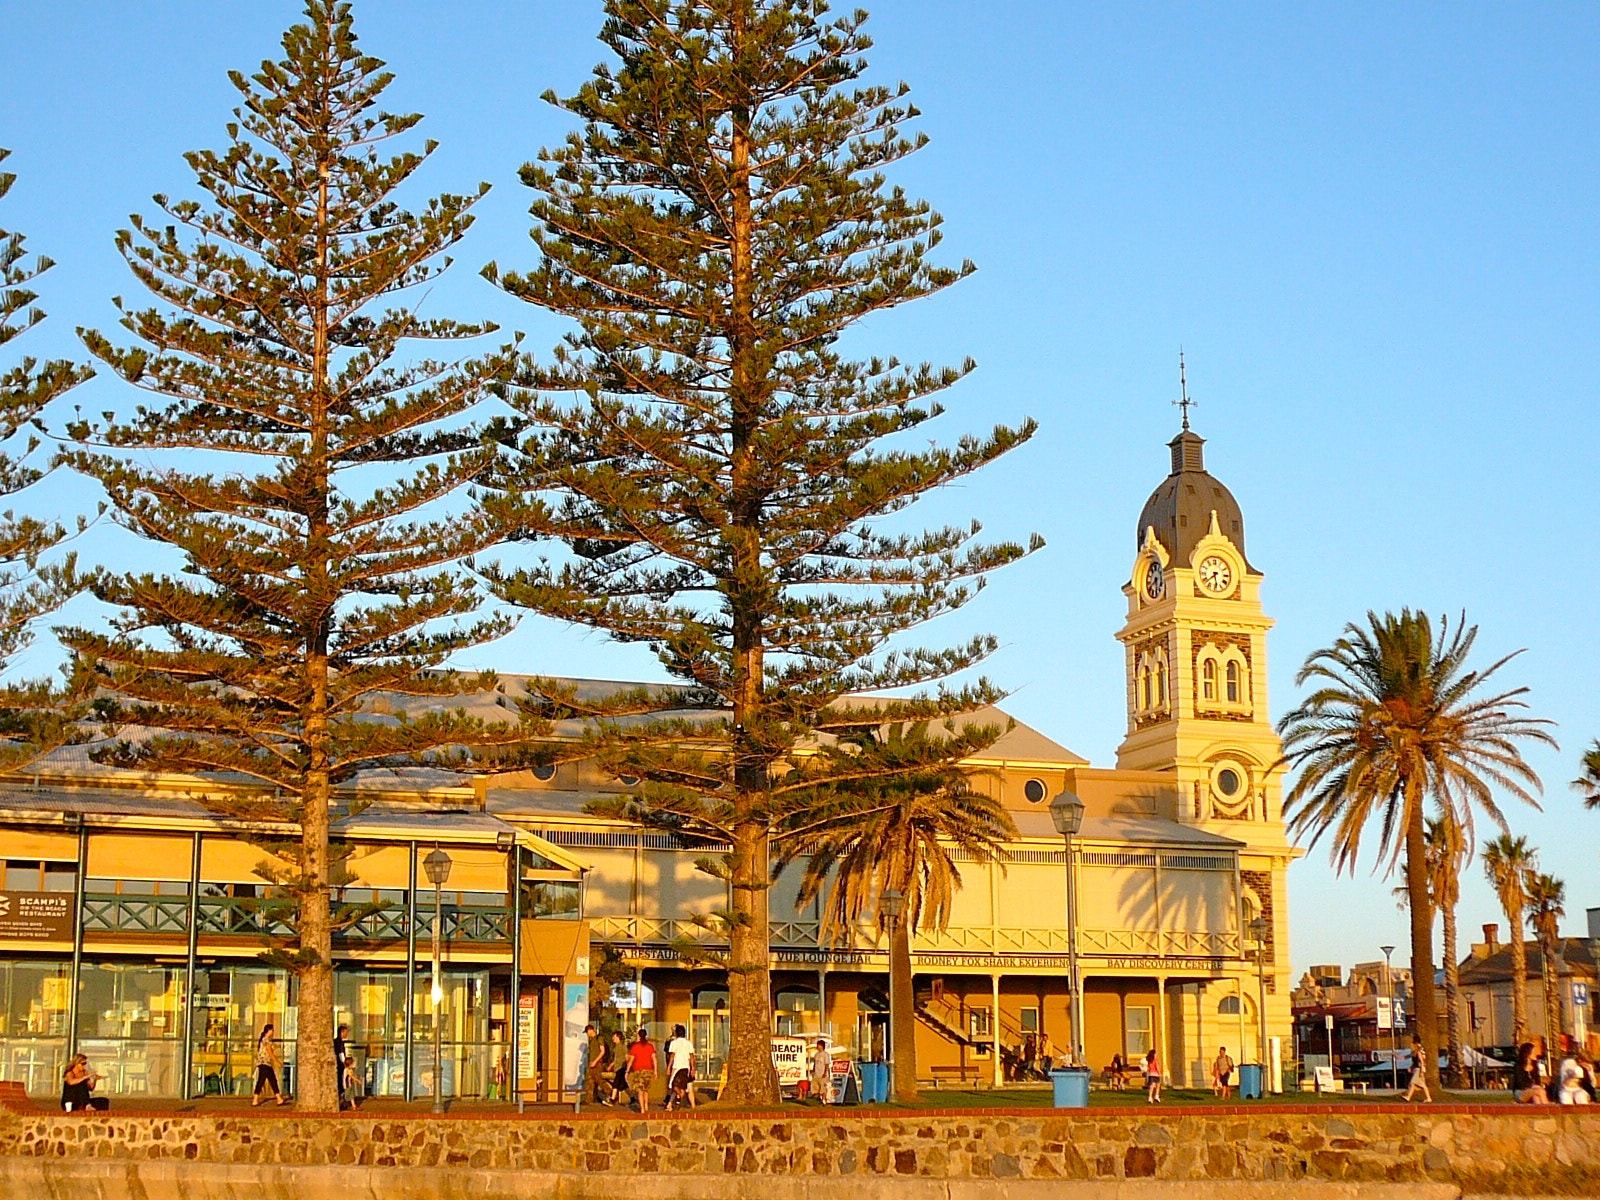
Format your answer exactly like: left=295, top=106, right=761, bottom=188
left=810, top=1038, right=833, bottom=1105
left=665, top=1024, right=696, bottom=1110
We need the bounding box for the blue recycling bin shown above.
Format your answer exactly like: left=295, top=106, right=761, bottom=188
left=1238, top=1062, right=1264, bottom=1099
left=863, top=1061, right=888, bottom=1103
left=1050, top=1067, right=1091, bottom=1108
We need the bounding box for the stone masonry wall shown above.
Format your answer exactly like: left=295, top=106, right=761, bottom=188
left=0, top=1107, right=1596, bottom=1187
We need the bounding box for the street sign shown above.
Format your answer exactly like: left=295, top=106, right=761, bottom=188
left=1375, top=996, right=1393, bottom=1031
left=1572, top=981, right=1589, bottom=1009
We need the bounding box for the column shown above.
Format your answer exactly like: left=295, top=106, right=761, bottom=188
left=181, top=832, right=201, bottom=1099
left=991, top=974, right=1002, bottom=1088
left=1156, top=976, right=1168, bottom=1089
left=404, top=841, right=418, bottom=1101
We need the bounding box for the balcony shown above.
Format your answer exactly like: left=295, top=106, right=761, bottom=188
left=586, top=914, right=1243, bottom=962
left=79, top=894, right=512, bottom=943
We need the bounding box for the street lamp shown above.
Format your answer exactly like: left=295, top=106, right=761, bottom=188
left=1049, top=792, right=1085, bottom=1067
left=424, top=847, right=453, bottom=1114
left=879, top=888, right=905, bottom=1102
left=1380, top=945, right=1396, bottom=1092
left=1250, top=916, right=1269, bottom=1080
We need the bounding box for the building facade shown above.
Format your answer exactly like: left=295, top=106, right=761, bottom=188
left=0, top=421, right=1300, bottom=1098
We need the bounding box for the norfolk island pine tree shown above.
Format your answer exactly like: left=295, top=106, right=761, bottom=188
left=57, top=2, right=539, bottom=1112
left=0, top=151, right=95, bottom=769
left=480, top=0, right=1039, bottom=1104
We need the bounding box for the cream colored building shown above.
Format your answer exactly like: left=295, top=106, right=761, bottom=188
left=0, top=420, right=1300, bottom=1098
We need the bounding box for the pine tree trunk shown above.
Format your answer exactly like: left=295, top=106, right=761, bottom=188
left=294, top=139, right=338, bottom=1114
left=724, top=823, right=779, bottom=1103
left=891, top=917, right=919, bottom=1104
left=1442, top=894, right=1463, bottom=1088
left=297, top=773, right=336, bottom=1111
left=716, top=0, right=779, bottom=1108
left=1403, top=778, right=1442, bottom=1091
left=1509, top=912, right=1528, bottom=1046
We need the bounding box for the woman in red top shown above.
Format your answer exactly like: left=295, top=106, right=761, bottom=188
left=624, top=1029, right=658, bottom=1113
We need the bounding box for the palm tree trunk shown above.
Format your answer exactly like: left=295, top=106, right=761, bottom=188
left=1403, top=780, right=1442, bottom=1091
left=1442, top=896, right=1463, bottom=1088
left=1509, top=912, right=1528, bottom=1046
left=891, top=916, right=919, bottom=1103
left=1541, top=936, right=1561, bottom=1044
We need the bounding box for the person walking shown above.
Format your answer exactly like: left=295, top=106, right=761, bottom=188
left=334, top=1023, right=350, bottom=1110
left=665, top=1024, right=696, bottom=1110
left=608, top=1031, right=629, bottom=1105
left=1144, top=1048, right=1162, bottom=1104
left=624, top=1028, right=658, bottom=1114
left=808, top=1038, right=832, bottom=1106
left=1211, top=1046, right=1234, bottom=1098
left=252, top=1023, right=288, bottom=1106
left=585, top=1024, right=614, bottom=1105
left=1402, top=1036, right=1433, bottom=1103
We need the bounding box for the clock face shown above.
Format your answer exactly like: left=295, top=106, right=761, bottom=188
left=1143, top=560, right=1164, bottom=600
left=1198, top=555, right=1233, bottom=593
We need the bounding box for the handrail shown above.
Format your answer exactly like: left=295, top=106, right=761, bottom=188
left=78, top=893, right=512, bottom=943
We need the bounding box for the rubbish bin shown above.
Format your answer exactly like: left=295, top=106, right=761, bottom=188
left=862, top=1061, right=887, bottom=1103
left=1238, top=1062, right=1264, bottom=1099
left=1049, top=1067, right=1091, bottom=1108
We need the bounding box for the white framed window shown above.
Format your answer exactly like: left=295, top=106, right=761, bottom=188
left=1125, top=1005, right=1153, bottom=1056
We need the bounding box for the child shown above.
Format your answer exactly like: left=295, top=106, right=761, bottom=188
left=1144, top=1048, right=1162, bottom=1104
left=342, top=1056, right=362, bottom=1108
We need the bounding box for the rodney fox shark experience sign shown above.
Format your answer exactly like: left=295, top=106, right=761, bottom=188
left=0, top=892, right=74, bottom=940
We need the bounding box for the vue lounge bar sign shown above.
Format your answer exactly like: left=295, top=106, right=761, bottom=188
left=0, top=892, right=73, bottom=941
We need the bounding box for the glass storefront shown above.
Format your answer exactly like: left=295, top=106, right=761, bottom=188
left=0, top=960, right=71, bottom=1096
left=77, top=962, right=187, bottom=1098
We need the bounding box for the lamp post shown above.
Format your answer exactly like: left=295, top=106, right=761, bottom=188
left=879, top=888, right=905, bottom=1102
left=1380, top=944, right=1396, bottom=1092
left=1049, top=792, right=1085, bottom=1067
left=1250, top=917, right=1269, bottom=1074
left=424, top=847, right=453, bottom=1114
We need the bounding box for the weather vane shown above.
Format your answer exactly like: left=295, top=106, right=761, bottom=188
left=1174, top=350, right=1196, bottom=431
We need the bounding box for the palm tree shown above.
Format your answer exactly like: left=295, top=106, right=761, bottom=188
left=1277, top=610, right=1554, bottom=1091
left=1575, top=741, right=1600, bottom=809
left=1482, top=834, right=1536, bottom=1047
left=1423, top=817, right=1469, bottom=1085
left=776, top=723, right=1016, bottom=1104
left=1527, top=872, right=1567, bottom=1043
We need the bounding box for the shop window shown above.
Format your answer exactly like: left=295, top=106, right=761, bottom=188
left=774, top=988, right=820, bottom=1036
left=1125, top=1005, right=1153, bottom=1057
left=520, top=880, right=580, bottom=918
left=5, top=860, right=78, bottom=892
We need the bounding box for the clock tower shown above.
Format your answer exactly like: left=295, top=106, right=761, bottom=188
left=1114, top=412, right=1299, bottom=1066
left=1115, top=422, right=1286, bottom=836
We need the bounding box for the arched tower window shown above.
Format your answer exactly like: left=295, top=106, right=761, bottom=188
left=1201, top=659, right=1217, bottom=701
left=1155, top=660, right=1166, bottom=707
left=1226, top=660, right=1241, bottom=703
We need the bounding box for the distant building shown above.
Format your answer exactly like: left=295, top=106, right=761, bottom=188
left=1454, top=917, right=1599, bottom=1048
left=1290, top=960, right=1412, bottom=1073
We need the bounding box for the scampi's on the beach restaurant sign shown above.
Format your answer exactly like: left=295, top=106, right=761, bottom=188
left=0, top=892, right=73, bottom=940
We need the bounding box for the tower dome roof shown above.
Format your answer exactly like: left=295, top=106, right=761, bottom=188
left=1136, top=428, right=1251, bottom=569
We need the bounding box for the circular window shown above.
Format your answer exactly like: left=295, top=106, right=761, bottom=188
left=532, top=764, right=556, bottom=782
left=1023, top=778, right=1048, bottom=804
left=1216, top=768, right=1242, bottom=797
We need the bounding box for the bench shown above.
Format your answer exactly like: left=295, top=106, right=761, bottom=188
left=0, top=1081, right=38, bottom=1112
left=928, top=1065, right=984, bottom=1087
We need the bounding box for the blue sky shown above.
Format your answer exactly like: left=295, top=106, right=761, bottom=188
left=3, top=1, right=1597, bottom=977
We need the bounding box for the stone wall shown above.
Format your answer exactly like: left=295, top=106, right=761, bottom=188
left=0, top=1107, right=1595, bottom=1189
